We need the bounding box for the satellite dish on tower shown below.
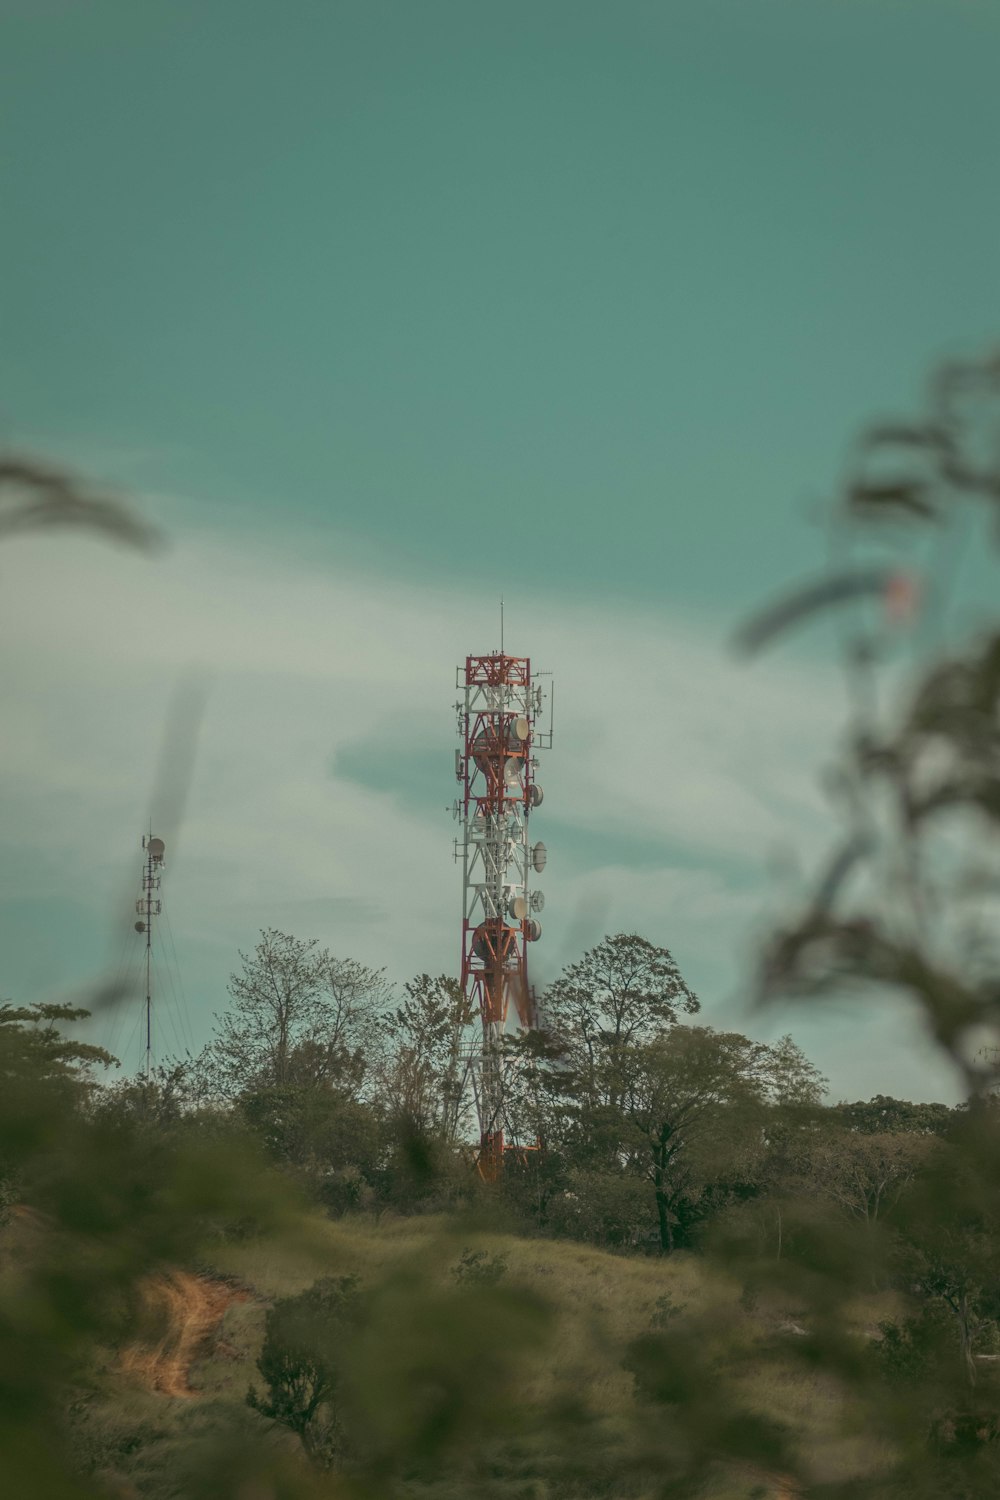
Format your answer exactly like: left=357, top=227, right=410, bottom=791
left=531, top=841, right=547, bottom=872
left=148, top=836, right=165, bottom=862
left=508, top=895, right=528, bottom=921
left=530, top=890, right=545, bottom=912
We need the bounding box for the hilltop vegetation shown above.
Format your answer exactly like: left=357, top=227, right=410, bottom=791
left=0, top=965, right=994, bottom=1500
left=27, top=1206, right=917, bottom=1500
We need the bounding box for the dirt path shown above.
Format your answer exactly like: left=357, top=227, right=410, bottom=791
left=757, top=1473, right=802, bottom=1499
left=120, top=1269, right=248, bottom=1398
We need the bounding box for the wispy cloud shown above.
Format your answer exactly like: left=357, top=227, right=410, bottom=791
left=0, top=514, right=958, bottom=1099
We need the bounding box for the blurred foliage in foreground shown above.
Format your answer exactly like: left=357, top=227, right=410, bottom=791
left=8, top=351, right=1000, bottom=1496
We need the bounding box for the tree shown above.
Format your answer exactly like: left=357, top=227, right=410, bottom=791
left=545, top=1168, right=655, bottom=1248
left=380, top=974, right=474, bottom=1142
left=542, top=934, right=701, bottom=1134
left=0, top=1002, right=116, bottom=1217
left=616, top=1027, right=824, bottom=1252
left=832, top=1094, right=955, bottom=1136
left=880, top=1104, right=1000, bottom=1390
left=238, top=1085, right=384, bottom=1213
left=544, top=934, right=700, bottom=1072
left=804, top=1125, right=932, bottom=1227
left=91, top=1060, right=201, bottom=1134
left=0, top=1002, right=116, bottom=1092
left=248, top=1275, right=362, bottom=1462
left=529, top=1008, right=825, bottom=1253
left=198, top=930, right=390, bottom=1100
left=527, top=937, right=821, bottom=1252
left=294, top=951, right=392, bottom=1094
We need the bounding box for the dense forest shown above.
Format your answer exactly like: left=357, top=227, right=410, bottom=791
left=74, top=925, right=949, bottom=1260
left=8, top=927, right=933, bottom=1248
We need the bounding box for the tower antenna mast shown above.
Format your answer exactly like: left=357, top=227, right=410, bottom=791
left=453, top=646, right=553, bottom=1178
left=134, top=832, right=166, bottom=1078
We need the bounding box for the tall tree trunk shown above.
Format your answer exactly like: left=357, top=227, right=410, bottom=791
left=276, top=1009, right=289, bottom=1087
left=654, top=1183, right=673, bottom=1254
left=653, top=1135, right=674, bottom=1253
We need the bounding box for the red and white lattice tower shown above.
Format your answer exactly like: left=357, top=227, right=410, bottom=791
left=454, top=650, right=552, bottom=1178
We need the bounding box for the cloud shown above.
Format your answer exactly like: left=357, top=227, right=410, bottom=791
left=0, top=513, right=958, bottom=1099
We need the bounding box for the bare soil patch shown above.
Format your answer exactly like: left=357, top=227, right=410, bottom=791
left=120, top=1269, right=250, bottom=1398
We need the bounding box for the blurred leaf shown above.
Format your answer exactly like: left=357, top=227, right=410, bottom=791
left=733, top=568, right=893, bottom=656
left=847, top=479, right=938, bottom=521
left=0, top=455, right=162, bottom=552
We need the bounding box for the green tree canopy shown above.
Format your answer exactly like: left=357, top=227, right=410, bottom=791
left=197, top=930, right=391, bottom=1100
left=379, top=974, right=473, bottom=1143
left=544, top=933, right=700, bottom=1070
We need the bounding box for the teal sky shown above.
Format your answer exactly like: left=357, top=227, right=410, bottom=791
left=3, top=0, right=999, bottom=1100
left=5, top=1, right=1000, bottom=602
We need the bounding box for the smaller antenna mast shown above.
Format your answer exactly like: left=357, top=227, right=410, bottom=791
left=134, top=833, right=165, bottom=1078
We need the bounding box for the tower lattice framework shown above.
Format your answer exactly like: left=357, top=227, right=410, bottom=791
left=454, top=652, right=551, bottom=1178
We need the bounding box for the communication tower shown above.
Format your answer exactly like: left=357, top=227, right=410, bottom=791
left=453, top=650, right=553, bottom=1178
left=133, top=833, right=166, bottom=1079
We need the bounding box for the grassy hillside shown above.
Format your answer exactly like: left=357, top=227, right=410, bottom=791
left=70, top=1215, right=900, bottom=1499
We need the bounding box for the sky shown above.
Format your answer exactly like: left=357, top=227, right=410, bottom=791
left=3, top=0, right=1000, bottom=1101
